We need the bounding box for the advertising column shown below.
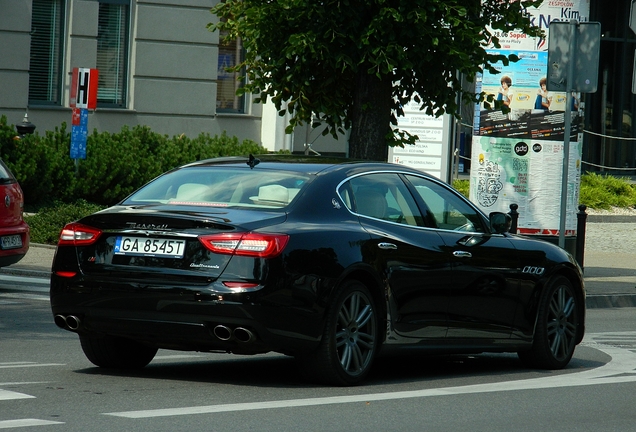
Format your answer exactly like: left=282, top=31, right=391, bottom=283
left=470, top=1, right=590, bottom=237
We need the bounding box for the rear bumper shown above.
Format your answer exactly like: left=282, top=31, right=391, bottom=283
left=0, top=224, right=29, bottom=266
left=50, top=275, right=323, bottom=356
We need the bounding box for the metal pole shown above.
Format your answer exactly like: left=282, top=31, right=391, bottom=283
left=508, top=203, right=519, bottom=234
left=575, top=204, right=587, bottom=271
left=558, top=19, right=578, bottom=249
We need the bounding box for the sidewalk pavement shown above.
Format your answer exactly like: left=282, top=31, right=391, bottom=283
left=1, top=219, right=635, bottom=309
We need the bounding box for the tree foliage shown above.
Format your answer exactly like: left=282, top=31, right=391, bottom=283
left=209, top=0, right=543, bottom=160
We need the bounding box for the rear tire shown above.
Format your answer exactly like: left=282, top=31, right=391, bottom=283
left=298, top=280, right=379, bottom=386
left=518, top=275, right=579, bottom=369
left=79, top=335, right=157, bottom=369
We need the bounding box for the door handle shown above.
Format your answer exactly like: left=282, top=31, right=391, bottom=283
left=453, top=250, right=472, bottom=258
left=378, top=242, right=397, bottom=250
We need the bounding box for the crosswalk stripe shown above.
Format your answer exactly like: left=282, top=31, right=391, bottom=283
left=0, top=419, right=64, bottom=429
left=0, top=389, right=34, bottom=401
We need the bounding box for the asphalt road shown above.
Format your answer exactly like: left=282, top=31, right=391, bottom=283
left=2, top=292, right=636, bottom=431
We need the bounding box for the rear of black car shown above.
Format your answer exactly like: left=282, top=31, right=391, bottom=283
left=50, top=162, right=324, bottom=356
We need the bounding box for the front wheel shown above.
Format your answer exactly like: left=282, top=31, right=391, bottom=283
left=518, top=275, right=579, bottom=369
left=79, top=335, right=157, bottom=369
left=298, top=280, right=379, bottom=386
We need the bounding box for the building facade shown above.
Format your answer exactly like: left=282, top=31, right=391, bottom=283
left=1, top=0, right=635, bottom=170
left=1, top=0, right=267, bottom=145
left=583, top=0, right=636, bottom=174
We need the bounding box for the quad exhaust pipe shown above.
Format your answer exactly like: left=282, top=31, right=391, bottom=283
left=213, top=324, right=255, bottom=343
left=54, top=314, right=82, bottom=331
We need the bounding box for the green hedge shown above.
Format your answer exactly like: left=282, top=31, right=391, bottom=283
left=24, top=200, right=106, bottom=245
left=579, top=172, right=636, bottom=209
left=0, top=115, right=266, bottom=207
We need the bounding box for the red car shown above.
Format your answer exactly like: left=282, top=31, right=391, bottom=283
left=0, top=159, right=29, bottom=267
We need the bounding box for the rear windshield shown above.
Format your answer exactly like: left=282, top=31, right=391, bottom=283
left=0, top=160, right=16, bottom=185
left=123, top=166, right=310, bottom=209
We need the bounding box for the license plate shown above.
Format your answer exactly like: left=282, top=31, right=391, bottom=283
left=114, top=236, right=186, bottom=258
left=1, top=234, right=22, bottom=250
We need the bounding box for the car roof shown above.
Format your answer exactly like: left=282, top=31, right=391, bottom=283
left=182, top=154, right=439, bottom=179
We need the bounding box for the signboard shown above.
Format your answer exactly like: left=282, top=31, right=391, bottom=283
left=388, top=99, right=451, bottom=181
left=547, top=21, right=601, bottom=93
left=69, top=67, right=98, bottom=159
left=70, top=67, right=99, bottom=109
left=70, top=108, right=88, bottom=159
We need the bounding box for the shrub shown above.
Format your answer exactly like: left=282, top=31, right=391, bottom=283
left=452, top=179, right=469, bottom=198
left=0, top=117, right=266, bottom=207
left=24, top=200, right=106, bottom=245
left=579, top=172, right=636, bottom=209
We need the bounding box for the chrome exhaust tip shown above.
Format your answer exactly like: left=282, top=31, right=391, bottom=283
left=233, top=327, right=255, bottom=343
left=213, top=325, right=232, bottom=341
left=65, top=315, right=81, bottom=331
left=54, top=314, right=68, bottom=329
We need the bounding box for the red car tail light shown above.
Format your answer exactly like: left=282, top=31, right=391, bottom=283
left=58, top=223, right=102, bottom=246
left=222, top=281, right=260, bottom=290
left=199, top=233, right=289, bottom=258
left=54, top=271, right=77, bottom=278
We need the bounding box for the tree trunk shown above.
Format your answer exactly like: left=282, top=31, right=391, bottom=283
left=348, top=70, right=393, bottom=161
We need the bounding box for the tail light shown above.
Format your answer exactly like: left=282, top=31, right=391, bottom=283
left=58, top=223, right=102, bottom=246
left=199, top=233, right=289, bottom=258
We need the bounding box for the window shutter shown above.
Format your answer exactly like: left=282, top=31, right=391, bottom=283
left=28, top=0, right=65, bottom=105
left=96, top=2, right=129, bottom=107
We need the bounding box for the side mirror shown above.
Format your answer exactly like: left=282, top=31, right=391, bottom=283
left=489, top=212, right=511, bottom=234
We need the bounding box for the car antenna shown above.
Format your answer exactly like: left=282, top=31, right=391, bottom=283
left=247, top=154, right=260, bottom=169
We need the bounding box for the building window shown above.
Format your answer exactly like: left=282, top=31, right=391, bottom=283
left=97, top=0, right=130, bottom=107
left=217, top=29, right=246, bottom=113
left=29, top=0, right=65, bottom=105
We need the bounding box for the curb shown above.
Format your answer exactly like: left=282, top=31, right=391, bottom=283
left=0, top=267, right=50, bottom=279
left=586, top=294, right=636, bottom=309
left=586, top=215, right=636, bottom=223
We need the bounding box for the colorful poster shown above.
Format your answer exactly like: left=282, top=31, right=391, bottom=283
left=470, top=0, right=590, bottom=236
left=471, top=135, right=581, bottom=235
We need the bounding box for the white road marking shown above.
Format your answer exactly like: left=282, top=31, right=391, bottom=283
left=0, top=363, right=65, bottom=369
left=105, top=332, right=636, bottom=419
left=0, top=293, right=49, bottom=301
left=0, top=362, right=64, bottom=401
left=0, top=389, right=34, bottom=401
left=0, top=362, right=37, bottom=366
left=0, top=419, right=64, bottom=429
left=154, top=354, right=203, bottom=360
left=0, top=275, right=49, bottom=285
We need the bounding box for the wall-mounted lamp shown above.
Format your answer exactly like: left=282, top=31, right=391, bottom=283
left=16, top=112, right=36, bottom=136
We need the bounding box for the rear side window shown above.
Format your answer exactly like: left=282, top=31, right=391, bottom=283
left=123, top=166, right=310, bottom=209
left=339, top=173, right=423, bottom=227
left=0, top=160, right=16, bottom=185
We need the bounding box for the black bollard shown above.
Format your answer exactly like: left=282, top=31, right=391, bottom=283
left=576, top=204, right=587, bottom=271
left=508, top=203, right=519, bottom=234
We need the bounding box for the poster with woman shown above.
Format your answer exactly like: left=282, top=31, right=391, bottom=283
left=469, top=0, right=590, bottom=236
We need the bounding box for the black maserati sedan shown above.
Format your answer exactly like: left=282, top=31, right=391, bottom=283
left=50, top=155, right=585, bottom=386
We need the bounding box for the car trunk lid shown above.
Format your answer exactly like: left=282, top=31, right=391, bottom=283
left=68, top=204, right=286, bottom=284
